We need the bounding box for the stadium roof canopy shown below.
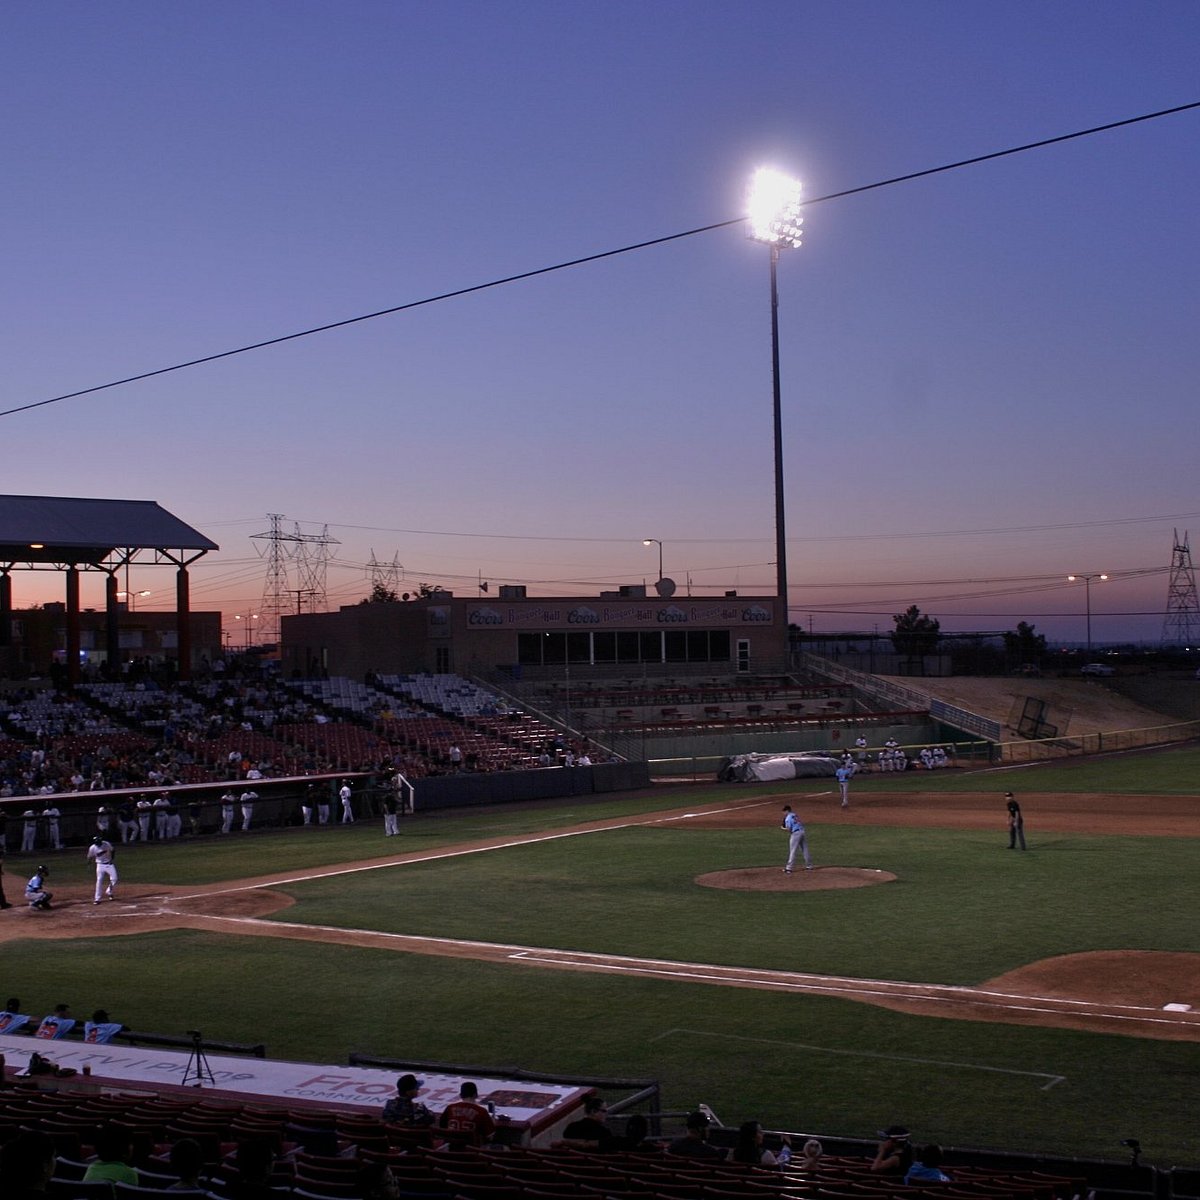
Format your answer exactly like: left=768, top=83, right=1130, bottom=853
left=0, top=494, right=218, bottom=568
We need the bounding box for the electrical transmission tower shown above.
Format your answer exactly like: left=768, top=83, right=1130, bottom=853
left=368, top=551, right=403, bottom=597
left=251, top=516, right=340, bottom=645
left=1162, top=529, right=1200, bottom=648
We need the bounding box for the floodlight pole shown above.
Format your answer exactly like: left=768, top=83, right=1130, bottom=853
left=747, top=167, right=802, bottom=633
left=1068, top=573, right=1107, bottom=656
left=643, top=538, right=664, bottom=582
left=768, top=244, right=788, bottom=620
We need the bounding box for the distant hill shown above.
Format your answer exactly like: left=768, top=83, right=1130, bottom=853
left=910, top=674, right=1192, bottom=738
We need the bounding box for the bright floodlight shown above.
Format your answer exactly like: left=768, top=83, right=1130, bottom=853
left=747, top=167, right=804, bottom=248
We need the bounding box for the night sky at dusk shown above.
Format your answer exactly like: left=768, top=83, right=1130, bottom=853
left=4, top=2, right=1198, bottom=646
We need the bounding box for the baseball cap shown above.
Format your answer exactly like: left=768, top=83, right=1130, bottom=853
left=397, top=1073, right=424, bottom=1092
left=685, top=1111, right=710, bottom=1131
left=878, top=1125, right=909, bottom=1141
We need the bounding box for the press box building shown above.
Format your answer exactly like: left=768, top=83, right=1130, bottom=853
left=280, top=585, right=788, bottom=682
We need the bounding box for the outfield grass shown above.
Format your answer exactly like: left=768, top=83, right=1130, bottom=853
left=271, top=824, right=1199, bottom=983
left=5, top=759, right=1199, bottom=1165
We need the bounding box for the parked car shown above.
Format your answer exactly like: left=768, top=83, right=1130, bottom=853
left=1081, top=662, right=1115, bottom=677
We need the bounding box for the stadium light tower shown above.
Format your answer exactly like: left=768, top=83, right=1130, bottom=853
left=747, top=166, right=804, bottom=625
left=1067, top=573, right=1108, bottom=656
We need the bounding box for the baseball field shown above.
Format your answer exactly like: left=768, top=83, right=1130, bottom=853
left=2, top=744, right=1198, bottom=1167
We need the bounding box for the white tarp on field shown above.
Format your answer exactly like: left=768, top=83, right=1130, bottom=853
left=717, top=752, right=841, bottom=782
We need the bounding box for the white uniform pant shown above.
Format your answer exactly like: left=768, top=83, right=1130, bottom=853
left=94, top=862, right=118, bottom=902
left=786, top=830, right=811, bottom=871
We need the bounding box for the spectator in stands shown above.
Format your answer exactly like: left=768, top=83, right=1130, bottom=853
left=83, top=1125, right=139, bottom=1187
left=796, top=1138, right=823, bottom=1171
left=906, top=1144, right=952, bottom=1184
left=84, top=1008, right=125, bottom=1044
left=439, top=1081, right=496, bottom=1147
left=668, top=1110, right=727, bottom=1161
left=732, top=1120, right=788, bottom=1166
left=356, top=1160, right=400, bottom=1200
left=226, top=1139, right=277, bottom=1200
left=35, top=1003, right=74, bottom=1039
left=871, top=1125, right=913, bottom=1175
left=560, top=1095, right=617, bottom=1152
left=618, top=1113, right=656, bottom=1153
left=166, top=1138, right=206, bottom=1191
left=0, top=1128, right=56, bottom=1198
left=382, top=1073, right=435, bottom=1126
left=0, top=998, right=29, bottom=1034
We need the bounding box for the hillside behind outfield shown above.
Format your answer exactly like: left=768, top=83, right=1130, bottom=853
left=906, top=675, right=1184, bottom=738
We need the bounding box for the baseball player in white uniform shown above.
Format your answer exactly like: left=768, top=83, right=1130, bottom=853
left=781, top=805, right=812, bottom=873
left=87, top=836, right=118, bottom=904
left=835, top=763, right=853, bottom=808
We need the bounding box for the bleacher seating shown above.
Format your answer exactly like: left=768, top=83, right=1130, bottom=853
left=0, top=1079, right=1103, bottom=1200
left=0, top=673, right=577, bottom=805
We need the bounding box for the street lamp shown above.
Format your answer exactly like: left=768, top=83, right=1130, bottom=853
left=234, top=612, right=259, bottom=649
left=642, top=538, right=664, bottom=582
left=1067, top=574, right=1108, bottom=656
left=747, top=166, right=804, bottom=625
left=117, top=590, right=151, bottom=610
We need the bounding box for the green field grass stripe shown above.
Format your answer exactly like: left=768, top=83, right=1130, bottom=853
left=165, top=799, right=763, bottom=901
left=647, top=1029, right=1067, bottom=1090
left=155, top=900, right=1200, bottom=1041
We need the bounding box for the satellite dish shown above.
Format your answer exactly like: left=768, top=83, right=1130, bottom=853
left=655, top=577, right=677, bottom=598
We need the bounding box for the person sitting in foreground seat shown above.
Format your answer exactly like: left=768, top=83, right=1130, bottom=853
left=559, top=1095, right=617, bottom=1152
left=0, top=1129, right=56, bottom=1199
left=871, top=1124, right=914, bottom=1175
left=905, top=1143, right=953, bottom=1184
left=382, top=1073, right=435, bottom=1126
left=667, top=1110, right=727, bottom=1161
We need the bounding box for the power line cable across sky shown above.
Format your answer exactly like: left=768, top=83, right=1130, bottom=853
left=2, top=101, right=1196, bottom=423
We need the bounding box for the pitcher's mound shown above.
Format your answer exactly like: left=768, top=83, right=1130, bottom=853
left=696, top=866, right=897, bottom=892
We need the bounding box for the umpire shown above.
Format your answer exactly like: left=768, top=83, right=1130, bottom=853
left=1005, top=792, right=1026, bottom=850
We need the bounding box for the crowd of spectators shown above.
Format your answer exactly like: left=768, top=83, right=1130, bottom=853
left=0, top=666, right=570, bottom=808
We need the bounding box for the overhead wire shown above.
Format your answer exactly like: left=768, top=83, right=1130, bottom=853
left=2, top=101, right=1196, bottom=422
